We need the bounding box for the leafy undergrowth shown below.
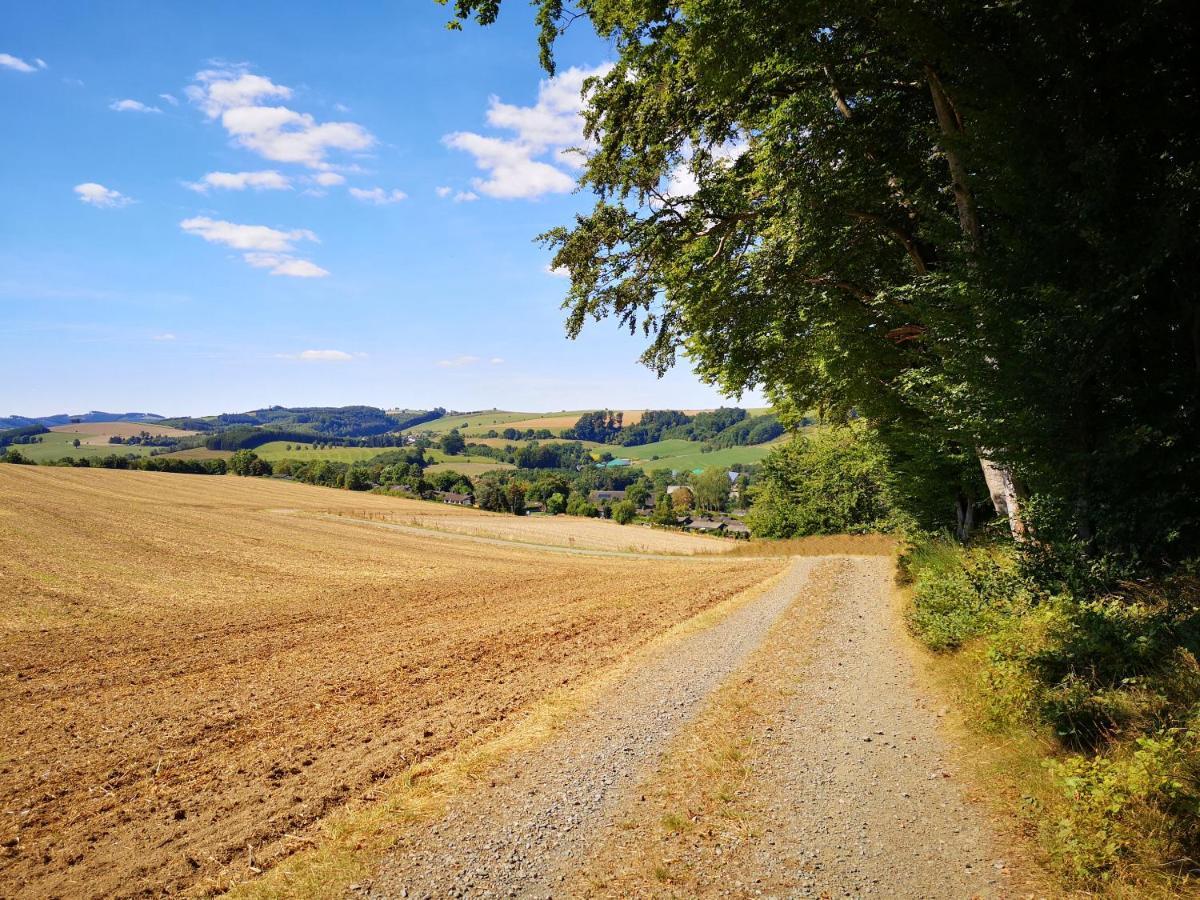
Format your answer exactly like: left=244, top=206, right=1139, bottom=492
left=902, top=537, right=1200, bottom=895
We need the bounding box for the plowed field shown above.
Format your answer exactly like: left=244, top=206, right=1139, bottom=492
left=0, top=466, right=777, bottom=898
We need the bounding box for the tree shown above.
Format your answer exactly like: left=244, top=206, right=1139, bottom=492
left=449, top=0, right=1200, bottom=564
left=612, top=499, right=637, bottom=524
left=343, top=467, right=370, bottom=491
left=546, top=491, right=566, bottom=515
left=693, top=467, right=731, bottom=512
left=72, top=438, right=81, bottom=448
left=670, top=486, right=694, bottom=514
left=651, top=494, right=677, bottom=526
left=745, top=426, right=898, bottom=537
left=229, top=449, right=271, bottom=477
left=441, top=430, right=466, bottom=456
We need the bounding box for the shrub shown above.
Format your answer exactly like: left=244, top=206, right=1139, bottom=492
left=612, top=499, right=637, bottom=524
left=746, top=424, right=899, bottom=537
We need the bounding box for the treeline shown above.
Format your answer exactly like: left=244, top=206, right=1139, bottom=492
left=2, top=448, right=226, bottom=475
left=561, top=407, right=784, bottom=448
left=0, top=424, right=49, bottom=447
left=163, top=405, right=443, bottom=438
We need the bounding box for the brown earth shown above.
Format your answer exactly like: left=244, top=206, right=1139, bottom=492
left=0, top=466, right=778, bottom=898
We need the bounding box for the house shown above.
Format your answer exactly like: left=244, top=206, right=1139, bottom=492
left=524, top=501, right=546, bottom=514
left=588, top=489, right=626, bottom=504
left=433, top=491, right=473, bottom=506
left=666, top=484, right=684, bottom=495
left=721, top=519, right=751, bottom=537
left=684, top=517, right=727, bottom=533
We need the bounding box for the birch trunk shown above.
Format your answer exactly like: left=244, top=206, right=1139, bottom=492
left=978, top=453, right=1029, bottom=540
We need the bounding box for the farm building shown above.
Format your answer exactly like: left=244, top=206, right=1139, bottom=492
left=433, top=491, right=474, bottom=506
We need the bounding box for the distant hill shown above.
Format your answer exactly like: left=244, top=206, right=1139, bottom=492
left=0, top=411, right=165, bottom=429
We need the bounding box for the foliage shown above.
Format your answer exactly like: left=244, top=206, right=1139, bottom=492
left=612, top=498, right=637, bottom=524
left=451, top=0, right=1200, bottom=567
left=566, top=493, right=600, bottom=518
left=567, top=410, right=623, bottom=443
left=2, top=449, right=33, bottom=465
left=745, top=426, right=898, bottom=538
left=692, top=466, right=730, bottom=512
left=229, top=450, right=272, bottom=477
left=903, top=538, right=1200, bottom=889
left=0, top=424, right=49, bottom=447
left=440, top=429, right=466, bottom=456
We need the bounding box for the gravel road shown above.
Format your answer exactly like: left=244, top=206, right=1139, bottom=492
left=365, top=555, right=1025, bottom=899
left=367, top=558, right=819, bottom=898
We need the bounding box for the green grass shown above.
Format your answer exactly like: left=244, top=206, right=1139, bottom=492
left=252, top=441, right=384, bottom=463
left=424, top=449, right=514, bottom=469
left=425, top=461, right=515, bottom=477
left=620, top=441, right=773, bottom=472
left=9, top=432, right=159, bottom=463
left=401, top=411, right=538, bottom=435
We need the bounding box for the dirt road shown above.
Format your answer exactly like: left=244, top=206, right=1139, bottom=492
left=364, top=555, right=1028, bottom=899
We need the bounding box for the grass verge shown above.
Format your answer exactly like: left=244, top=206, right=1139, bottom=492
left=901, top=536, right=1200, bottom=897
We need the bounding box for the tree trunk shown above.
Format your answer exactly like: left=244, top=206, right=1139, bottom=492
left=927, top=61, right=1030, bottom=541
left=978, top=453, right=1029, bottom=541
left=954, top=491, right=976, bottom=543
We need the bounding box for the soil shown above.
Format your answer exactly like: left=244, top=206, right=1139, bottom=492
left=0, top=467, right=776, bottom=898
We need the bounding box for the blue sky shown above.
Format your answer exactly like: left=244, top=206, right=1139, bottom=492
left=0, top=2, right=763, bottom=418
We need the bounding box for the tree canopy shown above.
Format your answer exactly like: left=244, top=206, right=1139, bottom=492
left=448, top=0, right=1200, bottom=563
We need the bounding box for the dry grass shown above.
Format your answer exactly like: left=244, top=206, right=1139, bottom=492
left=0, top=466, right=777, bottom=898
left=48, top=421, right=195, bottom=440
left=333, top=507, right=735, bottom=556
left=723, top=533, right=898, bottom=558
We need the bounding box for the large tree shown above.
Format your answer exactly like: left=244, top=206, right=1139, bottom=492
left=446, top=0, right=1200, bottom=560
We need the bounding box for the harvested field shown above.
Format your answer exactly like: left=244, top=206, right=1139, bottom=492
left=0, top=466, right=778, bottom=898
left=343, top=505, right=732, bottom=555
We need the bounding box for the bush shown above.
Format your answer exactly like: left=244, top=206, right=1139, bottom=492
left=903, top=536, right=1200, bottom=889
left=746, top=425, right=899, bottom=538
left=612, top=499, right=637, bottom=524
left=904, top=540, right=1034, bottom=651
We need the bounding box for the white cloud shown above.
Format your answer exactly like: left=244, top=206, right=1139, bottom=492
left=490, top=357, right=505, bottom=365
left=74, top=183, right=133, bottom=208
left=186, top=68, right=291, bottom=117
left=436, top=355, right=481, bottom=368
left=35, top=58, right=47, bottom=70
left=179, top=216, right=328, bottom=277
left=544, top=264, right=569, bottom=278
left=453, top=190, right=479, bottom=203
left=262, top=257, right=329, bottom=278
left=187, top=65, right=374, bottom=169
left=179, top=216, right=315, bottom=251
left=444, top=63, right=610, bottom=200
left=185, top=170, right=291, bottom=192
left=0, top=53, right=37, bottom=73
left=349, top=186, right=407, bottom=205
left=159, top=92, right=179, bottom=105
left=435, top=186, right=452, bottom=198
left=152, top=333, right=176, bottom=341
left=110, top=98, right=161, bottom=114
left=444, top=132, right=575, bottom=199
left=297, top=349, right=353, bottom=362
left=313, top=171, right=345, bottom=186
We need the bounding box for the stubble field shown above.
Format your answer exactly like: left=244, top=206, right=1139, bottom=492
left=0, top=466, right=778, bottom=897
